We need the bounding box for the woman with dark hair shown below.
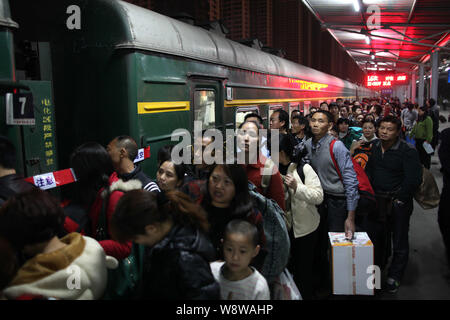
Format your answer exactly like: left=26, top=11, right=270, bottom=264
left=0, top=189, right=112, bottom=299
left=237, top=120, right=286, bottom=211
left=110, top=189, right=220, bottom=300
left=204, top=162, right=266, bottom=259
left=68, top=142, right=140, bottom=260
left=277, top=134, right=323, bottom=300
left=410, top=106, right=433, bottom=169
left=182, top=160, right=266, bottom=263
left=156, top=145, right=187, bottom=192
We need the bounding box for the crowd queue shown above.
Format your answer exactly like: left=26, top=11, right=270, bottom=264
left=0, top=97, right=449, bottom=300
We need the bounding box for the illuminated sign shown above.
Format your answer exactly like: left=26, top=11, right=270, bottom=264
left=366, top=73, right=408, bottom=87
left=289, top=78, right=329, bottom=91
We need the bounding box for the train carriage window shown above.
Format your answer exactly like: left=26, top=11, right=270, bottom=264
left=268, top=105, right=283, bottom=125
left=194, top=90, right=215, bottom=130
left=303, top=101, right=312, bottom=115
left=289, top=103, right=300, bottom=126
left=235, top=106, right=259, bottom=129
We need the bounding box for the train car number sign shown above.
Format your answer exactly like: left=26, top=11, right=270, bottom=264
left=6, top=92, right=35, bottom=125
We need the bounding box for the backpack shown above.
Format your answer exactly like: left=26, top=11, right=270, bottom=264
left=329, top=139, right=376, bottom=212
left=62, top=202, right=91, bottom=235
left=248, top=182, right=290, bottom=283
left=352, top=141, right=374, bottom=170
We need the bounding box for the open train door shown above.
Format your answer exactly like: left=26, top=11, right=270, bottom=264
left=1, top=0, right=58, bottom=179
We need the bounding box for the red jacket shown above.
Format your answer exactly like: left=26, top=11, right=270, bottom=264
left=89, top=172, right=132, bottom=260
left=243, top=156, right=286, bottom=211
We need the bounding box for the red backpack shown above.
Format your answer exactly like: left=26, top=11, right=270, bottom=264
left=329, top=140, right=376, bottom=211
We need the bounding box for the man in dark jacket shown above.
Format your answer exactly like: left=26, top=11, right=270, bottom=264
left=365, top=116, right=422, bottom=293
left=438, top=128, right=450, bottom=269
left=107, top=135, right=160, bottom=192
left=0, top=136, right=35, bottom=206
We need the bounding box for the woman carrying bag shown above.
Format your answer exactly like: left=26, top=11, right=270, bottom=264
left=277, top=134, right=324, bottom=300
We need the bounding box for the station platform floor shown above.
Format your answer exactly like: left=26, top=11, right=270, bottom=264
left=330, top=109, right=450, bottom=300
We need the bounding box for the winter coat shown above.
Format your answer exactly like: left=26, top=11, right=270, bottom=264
left=411, top=116, right=433, bottom=142
left=89, top=173, right=142, bottom=260
left=3, top=233, right=117, bottom=300
left=141, top=225, right=220, bottom=300
left=242, top=156, right=286, bottom=211
left=281, top=163, right=323, bottom=238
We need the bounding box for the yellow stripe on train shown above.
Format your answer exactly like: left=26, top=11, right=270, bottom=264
left=138, top=101, right=190, bottom=114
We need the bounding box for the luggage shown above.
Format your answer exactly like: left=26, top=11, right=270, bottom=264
left=248, top=182, right=290, bottom=283
left=414, top=166, right=440, bottom=210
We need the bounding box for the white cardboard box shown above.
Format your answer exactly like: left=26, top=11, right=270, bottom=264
left=329, top=232, right=374, bottom=295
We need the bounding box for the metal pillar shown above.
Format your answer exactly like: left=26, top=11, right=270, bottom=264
left=418, top=64, right=425, bottom=106
left=411, top=73, right=416, bottom=103
left=431, top=50, right=439, bottom=102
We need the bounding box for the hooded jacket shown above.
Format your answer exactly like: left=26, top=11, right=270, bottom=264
left=3, top=233, right=117, bottom=300
left=142, top=224, right=220, bottom=300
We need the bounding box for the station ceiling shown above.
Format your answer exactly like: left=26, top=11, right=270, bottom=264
left=302, top=0, right=450, bottom=74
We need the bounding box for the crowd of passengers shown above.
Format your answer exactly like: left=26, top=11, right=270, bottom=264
left=0, top=96, right=449, bottom=300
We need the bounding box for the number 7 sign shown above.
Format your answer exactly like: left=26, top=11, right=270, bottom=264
left=6, top=92, right=35, bottom=125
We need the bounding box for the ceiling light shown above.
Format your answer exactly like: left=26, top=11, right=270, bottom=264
left=370, top=51, right=375, bottom=60
left=365, top=35, right=371, bottom=44
left=353, top=0, right=360, bottom=12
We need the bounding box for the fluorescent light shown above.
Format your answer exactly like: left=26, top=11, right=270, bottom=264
left=371, top=53, right=375, bottom=60
left=365, top=35, right=371, bottom=44
left=353, top=0, right=360, bottom=12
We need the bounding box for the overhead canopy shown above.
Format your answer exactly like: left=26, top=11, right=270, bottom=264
left=302, top=0, right=450, bottom=73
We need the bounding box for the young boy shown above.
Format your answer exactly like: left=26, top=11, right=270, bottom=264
left=210, top=219, right=270, bottom=300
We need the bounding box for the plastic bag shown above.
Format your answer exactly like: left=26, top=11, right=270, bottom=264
left=271, top=268, right=302, bottom=300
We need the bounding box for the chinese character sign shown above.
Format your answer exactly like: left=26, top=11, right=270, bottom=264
left=41, top=98, right=56, bottom=170
left=366, top=73, right=408, bottom=87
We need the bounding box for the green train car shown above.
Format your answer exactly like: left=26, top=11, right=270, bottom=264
left=1, top=0, right=373, bottom=183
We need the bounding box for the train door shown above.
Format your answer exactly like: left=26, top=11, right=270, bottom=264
left=189, top=79, right=224, bottom=158
left=3, top=82, right=58, bottom=179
